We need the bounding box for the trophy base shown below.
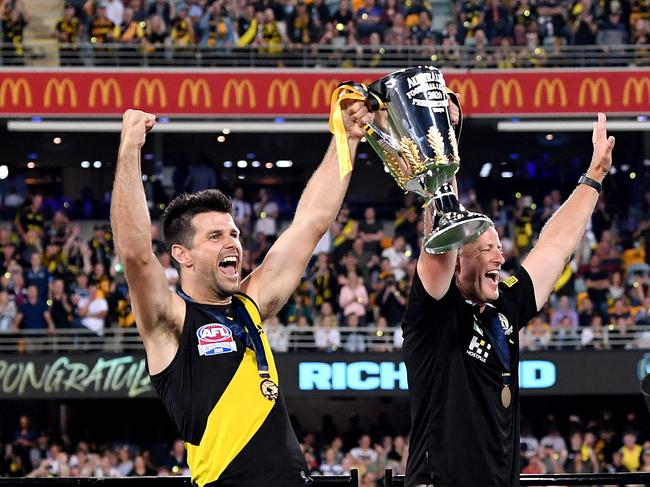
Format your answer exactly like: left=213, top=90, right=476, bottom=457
left=424, top=213, right=493, bottom=254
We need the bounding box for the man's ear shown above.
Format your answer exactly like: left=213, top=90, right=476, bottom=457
left=171, top=244, right=192, bottom=269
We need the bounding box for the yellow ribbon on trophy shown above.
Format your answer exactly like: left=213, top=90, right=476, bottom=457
left=328, top=83, right=368, bottom=180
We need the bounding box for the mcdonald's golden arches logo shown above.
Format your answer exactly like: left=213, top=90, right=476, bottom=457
left=623, top=77, right=650, bottom=106
left=178, top=78, right=211, bottom=108
left=489, top=79, right=523, bottom=108
left=222, top=79, right=256, bottom=108
left=534, top=78, right=567, bottom=107
left=44, top=78, right=78, bottom=108
left=134, top=78, right=167, bottom=108
left=578, top=78, right=611, bottom=107
left=267, top=79, right=300, bottom=109
left=311, top=79, right=340, bottom=108
left=447, top=79, right=479, bottom=108
left=0, top=78, right=32, bottom=107
left=89, top=78, right=122, bottom=108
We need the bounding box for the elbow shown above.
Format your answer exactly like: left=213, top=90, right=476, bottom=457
left=118, top=249, right=155, bottom=268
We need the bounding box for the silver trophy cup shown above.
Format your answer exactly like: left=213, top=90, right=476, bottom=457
left=343, top=66, right=491, bottom=254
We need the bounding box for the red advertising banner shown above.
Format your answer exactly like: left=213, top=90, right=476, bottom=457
left=0, top=68, right=648, bottom=117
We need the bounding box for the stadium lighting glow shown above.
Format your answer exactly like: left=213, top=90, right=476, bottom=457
left=0, top=165, right=8, bottom=180
left=222, top=128, right=231, bottom=135
left=238, top=175, right=245, bottom=180
left=81, top=160, right=90, bottom=168
left=545, top=134, right=554, bottom=141
left=93, top=161, right=102, bottom=168
left=610, top=166, right=617, bottom=175
left=27, top=161, right=36, bottom=169
left=223, top=161, right=233, bottom=168
left=217, top=135, right=226, bottom=143
left=251, top=161, right=261, bottom=168
left=501, top=171, right=514, bottom=178
left=630, top=172, right=637, bottom=179
left=237, top=160, right=248, bottom=168
left=479, top=163, right=492, bottom=178
left=265, top=162, right=273, bottom=169
left=276, top=160, right=293, bottom=168
left=620, top=164, right=630, bottom=172
left=53, top=137, right=62, bottom=145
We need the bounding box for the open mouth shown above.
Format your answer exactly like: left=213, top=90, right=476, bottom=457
left=484, top=270, right=499, bottom=285
left=218, top=255, right=239, bottom=278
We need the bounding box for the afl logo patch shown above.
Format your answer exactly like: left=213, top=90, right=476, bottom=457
left=260, top=379, right=279, bottom=401
left=197, top=323, right=237, bottom=356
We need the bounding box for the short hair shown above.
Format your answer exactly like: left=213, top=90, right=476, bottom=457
left=162, top=189, right=232, bottom=250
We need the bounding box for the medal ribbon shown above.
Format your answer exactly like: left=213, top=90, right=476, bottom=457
left=328, top=83, right=368, bottom=180
left=177, top=289, right=270, bottom=379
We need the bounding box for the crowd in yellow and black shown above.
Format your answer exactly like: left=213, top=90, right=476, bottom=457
left=2, top=0, right=650, bottom=66
left=1, top=409, right=650, bottom=480
left=0, top=171, right=648, bottom=351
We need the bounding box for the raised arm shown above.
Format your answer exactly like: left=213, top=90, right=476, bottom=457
left=522, top=113, right=615, bottom=310
left=241, top=101, right=370, bottom=319
left=110, top=109, right=184, bottom=374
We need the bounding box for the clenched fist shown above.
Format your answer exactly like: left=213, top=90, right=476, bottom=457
left=120, top=109, right=156, bottom=148
left=341, top=99, right=373, bottom=141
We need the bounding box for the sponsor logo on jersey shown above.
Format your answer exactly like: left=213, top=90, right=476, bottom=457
left=197, top=323, right=237, bottom=356
left=466, top=335, right=491, bottom=363
left=503, top=275, right=518, bottom=288
left=498, top=313, right=513, bottom=336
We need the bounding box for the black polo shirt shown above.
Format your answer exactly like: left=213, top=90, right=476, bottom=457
left=402, top=266, right=537, bottom=487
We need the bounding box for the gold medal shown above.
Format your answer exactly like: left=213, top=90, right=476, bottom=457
left=260, top=379, right=279, bottom=401
left=501, top=385, right=511, bottom=408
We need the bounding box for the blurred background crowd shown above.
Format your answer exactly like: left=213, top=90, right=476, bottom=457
left=0, top=170, right=647, bottom=352
left=1, top=0, right=650, bottom=66
left=2, top=409, right=650, bottom=480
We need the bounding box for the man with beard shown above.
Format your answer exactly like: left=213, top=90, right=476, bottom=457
left=110, top=102, right=370, bottom=487
left=402, top=113, right=615, bottom=487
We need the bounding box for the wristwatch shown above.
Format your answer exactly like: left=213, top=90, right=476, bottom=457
left=578, top=173, right=602, bottom=193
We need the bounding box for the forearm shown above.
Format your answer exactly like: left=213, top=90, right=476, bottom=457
left=537, top=183, right=599, bottom=260
left=292, top=137, right=357, bottom=236
left=111, top=141, right=153, bottom=262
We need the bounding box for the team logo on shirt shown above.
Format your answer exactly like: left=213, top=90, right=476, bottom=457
left=197, top=323, right=237, bottom=356
left=498, top=313, right=513, bottom=336
left=466, top=336, right=491, bottom=363
left=503, top=275, right=518, bottom=288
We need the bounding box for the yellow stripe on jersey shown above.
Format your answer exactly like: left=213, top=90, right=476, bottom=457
left=184, top=294, right=279, bottom=487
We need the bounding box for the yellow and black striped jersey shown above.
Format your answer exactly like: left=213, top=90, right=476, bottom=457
left=149, top=292, right=307, bottom=487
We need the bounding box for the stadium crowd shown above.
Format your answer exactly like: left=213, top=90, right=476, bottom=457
left=1, top=0, right=650, bottom=66
left=1, top=410, right=650, bottom=479
left=0, top=166, right=647, bottom=352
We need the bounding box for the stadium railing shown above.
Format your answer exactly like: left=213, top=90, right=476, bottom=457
left=3, top=42, right=650, bottom=68
left=0, top=325, right=648, bottom=352
left=2, top=471, right=650, bottom=485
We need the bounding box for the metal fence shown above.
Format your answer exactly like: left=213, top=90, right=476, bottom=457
left=3, top=41, right=650, bottom=69
left=0, top=325, right=649, bottom=353
left=2, top=471, right=650, bottom=486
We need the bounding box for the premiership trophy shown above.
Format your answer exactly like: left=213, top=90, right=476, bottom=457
left=342, top=66, right=492, bottom=254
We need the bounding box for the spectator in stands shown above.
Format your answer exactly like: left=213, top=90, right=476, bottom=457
left=265, top=316, right=289, bottom=352
left=0, top=290, right=16, bottom=332
left=581, top=314, right=609, bottom=349
left=358, top=207, right=383, bottom=255
left=551, top=295, right=579, bottom=328
left=15, top=195, right=45, bottom=244
left=355, top=0, right=382, bottom=43
left=524, top=315, right=552, bottom=350
left=410, top=10, right=435, bottom=45
left=319, top=447, right=343, bottom=475
left=314, top=301, right=340, bottom=351
left=144, top=14, right=168, bottom=65
left=619, top=431, right=643, bottom=472
left=115, top=7, right=145, bottom=65
left=309, top=252, right=337, bottom=309
left=291, top=315, right=315, bottom=350
left=148, top=0, right=174, bottom=25
left=12, top=415, right=36, bottom=471
left=26, top=253, right=50, bottom=302
left=379, top=277, right=407, bottom=327
left=286, top=292, right=312, bottom=325
left=286, top=0, right=316, bottom=48
left=579, top=296, right=596, bottom=327
left=165, top=440, right=188, bottom=475
left=597, top=1, right=629, bottom=54
left=343, top=312, right=365, bottom=352
left=253, top=188, right=279, bottom=239
left=256, top=7, right=286, bottom=56
left=78, top=283, right=108, bottom=336
left=585, top=254, right=610, bottom=316
left=339, top=270, right=369, bottom=324
left=158, top=251, right=178, bottom=292
left=129, top=454, right=156, bottom=476
left=55, top=3, right=84, bottom=66
left=88, top=3, right=116, bottom=64
left=1, top=0, right=30, bottom=65
left=236, top=3, right=258, bottom=47
left=381, top=235, right=410, bottom=281
left=570, top=0, right=599, bottom=45
left=49, top=279, right=73, bottom=328
left=231, top=187, right=252, bottom=236
left=13, top=285, right=54, bottom=333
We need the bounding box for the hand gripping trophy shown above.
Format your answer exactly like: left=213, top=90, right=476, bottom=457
left=330, top=66, right=492, bottom=253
